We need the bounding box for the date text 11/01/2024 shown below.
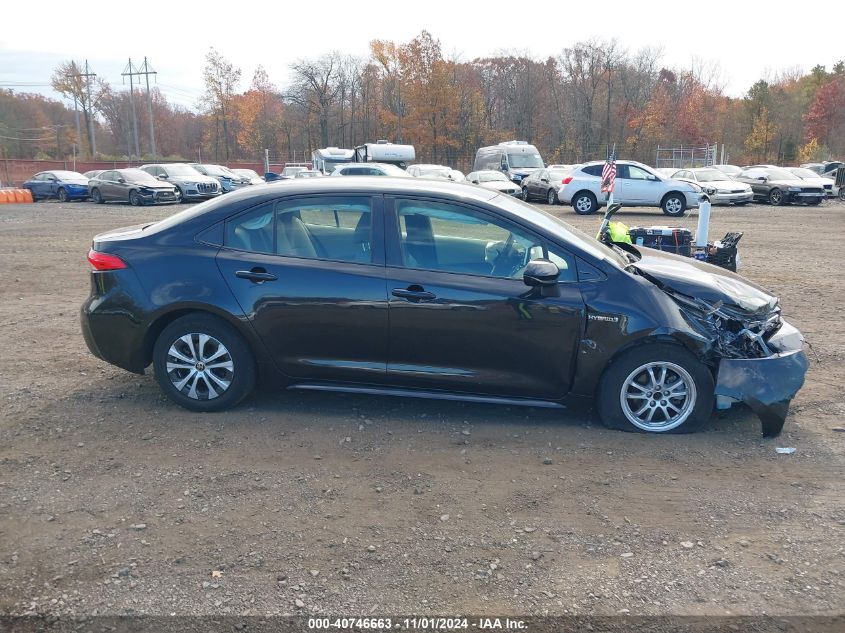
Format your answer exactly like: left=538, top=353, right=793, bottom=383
left=307, top=618, right=526, bottom=630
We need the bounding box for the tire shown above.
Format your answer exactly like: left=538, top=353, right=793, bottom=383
left=129, top=190, right=141, bottom=206
left=176, top=186, right=189, bottom=203
left=768, top=188, right=784, bottom=206
left=839, top=189, right=845, bottom=202
left=661, top=193, right=687, bottom=217
left=572, top=191, right=598, bottom=215
left=91, top=188, right=104, bottom=204
left=521, top=187, right=529, bottom=201
left=152, top=314, right=256, bottom=412
left=547, top=188, right=557, bottom=205
left=57, top=187, right=68, bottom=203
left=28, top=189, right=38, bottom=202
left=597, top=343, right=714, bottom=434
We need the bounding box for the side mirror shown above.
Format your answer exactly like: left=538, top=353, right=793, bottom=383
left=541, top=177, right=549, bottom=183
left=757, top=176, right=767, bottom=182
left=523, top=259, right=560, bottom=287
left=471, top=180, right=479, bottom=184
left=157, top=174, right=167, bottom=180
left=648, top=174, right=659, bottom=181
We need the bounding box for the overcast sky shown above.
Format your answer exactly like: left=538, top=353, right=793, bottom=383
left=1, top=1, right=841, bottom=111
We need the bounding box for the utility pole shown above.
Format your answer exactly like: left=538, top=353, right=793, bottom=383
left=67, top=61, right=98, bottom=157
left=140, top=57, right=157, bottom=160
left=122, top=59, right=141, bottom=160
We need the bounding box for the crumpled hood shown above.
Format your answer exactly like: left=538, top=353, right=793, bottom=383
left=633, top=250, right=777, bottom=314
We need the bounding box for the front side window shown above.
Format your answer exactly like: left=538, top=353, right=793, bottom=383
left=225, top=196, right=373, bottom=264
left=626, top=165, right=653, bottom=180
left=394, top=199, right=574, bottom=281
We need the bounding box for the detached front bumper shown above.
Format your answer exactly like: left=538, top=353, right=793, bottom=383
left=714, top=320, right=808, bottom=437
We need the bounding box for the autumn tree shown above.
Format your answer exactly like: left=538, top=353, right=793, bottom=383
left=288, top=53, right=344, bottom=148
left=50, top=61, right=108, bottom=157
left=235, top=66, right=284, bottom=157
left=804, top=77, right=845, bottom=156
left=745, top=106, right=779, bottom=163
left=201, top=48, right=241, bottom=161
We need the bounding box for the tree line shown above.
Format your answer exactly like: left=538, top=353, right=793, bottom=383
left=1, top=31, right=843, bottom=170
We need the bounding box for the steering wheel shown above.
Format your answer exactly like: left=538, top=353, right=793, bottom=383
left=491, top=233, right=528, bottom=278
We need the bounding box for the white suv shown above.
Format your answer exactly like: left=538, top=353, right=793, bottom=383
left=558, top=160, right=702, bottom=217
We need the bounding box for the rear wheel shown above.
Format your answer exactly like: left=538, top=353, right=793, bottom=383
left=661, top=193, right=687, bottom=217
left=521, top=187, right=529, bottom=201
left=768, top=188, right=784, bottom=206
left=597, top=344, right=713, bottom=434
left=153, top=314, right=256, bottom=412
left=572, top=191, right=598, bottom=215
left=547, top=188, right=557, bottom=205
left=839, top=188, right=845, bottom=202
left=57, top=187, right=68, bottom=203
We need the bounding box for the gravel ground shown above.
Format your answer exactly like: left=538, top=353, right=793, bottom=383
left=0, top=197, right=843, bottom=618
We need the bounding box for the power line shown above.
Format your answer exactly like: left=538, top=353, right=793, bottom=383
left=67, top=60, right=97, bottom=157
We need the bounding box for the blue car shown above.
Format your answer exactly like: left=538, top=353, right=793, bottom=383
left=23, top=170, right=89, bottom=202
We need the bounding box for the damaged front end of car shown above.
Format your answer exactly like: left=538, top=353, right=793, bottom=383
left=666, top=290, right=808, bottom=436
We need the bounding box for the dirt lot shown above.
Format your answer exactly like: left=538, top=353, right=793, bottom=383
left=0, top=196, right=843, bottom=618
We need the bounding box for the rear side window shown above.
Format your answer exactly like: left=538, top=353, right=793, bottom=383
left=581, top=165, right=603, bottom=177
left=225, top=196, right=373, bottom=264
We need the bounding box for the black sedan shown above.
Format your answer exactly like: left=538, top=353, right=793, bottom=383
left=81, top=179, right=807, bottom=436
left=734, top=167, right=824, bottom=205
left=520, top=168, right=571, bottom=205
left=89, top=168, right=180, bottom=206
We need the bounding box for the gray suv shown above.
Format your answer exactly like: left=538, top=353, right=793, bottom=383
left=140, top=163, right=221, bottom=202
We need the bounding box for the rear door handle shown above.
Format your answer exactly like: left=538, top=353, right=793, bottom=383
left=392, top=288, right=436, bottom=301
left=236, top=268, right=278, bottom=283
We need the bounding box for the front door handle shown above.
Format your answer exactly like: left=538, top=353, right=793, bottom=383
left=392, top=287, right=436, bottom=301
left=236, top=268, right=277, bottom=283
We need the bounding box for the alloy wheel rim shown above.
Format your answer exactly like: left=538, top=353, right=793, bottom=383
left=666, top=197, right=682, bottom=213
left=548, top=189, right=555, bottom=204
left=771, top=191, right=782, bottom=204
left=620, top=361, right=696, bottom=432
left=577, top=196, right=592, bottom=212
left=165, top=333, right=234, bottom=400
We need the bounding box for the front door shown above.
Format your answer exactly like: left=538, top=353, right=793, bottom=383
left=620, top=164, right=663, bottom=203
left=383, top=196, right=584, bottom=400
left=215, top=194, right=389, bottom=383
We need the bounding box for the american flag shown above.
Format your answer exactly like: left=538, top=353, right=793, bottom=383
left=600, top=150, right=617, bottom=193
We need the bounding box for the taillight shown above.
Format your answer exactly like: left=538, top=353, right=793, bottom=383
left=87, top=249, right=127, bottom=271
left=562, top=176, right=573, bottom=185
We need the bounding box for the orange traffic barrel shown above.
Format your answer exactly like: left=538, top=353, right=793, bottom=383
left=0, top=190, right=9, bottom=203
left=20, top=189, right=33, bottom=203
left=13, top=189, right=26, bottom=203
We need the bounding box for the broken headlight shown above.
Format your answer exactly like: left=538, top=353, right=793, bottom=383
left=669, top=291, right=782, bottom=359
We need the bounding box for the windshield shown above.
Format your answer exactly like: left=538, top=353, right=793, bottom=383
left=507, top=153, right=544, bottom=169
left=165, top=164, right=203, bottom=177
left=420, top=167, right=451, bottom=177
left=478, top=172, right=509, bottom=183
left=788, top=168, right=820, bottom=179
left=121, top=169, right=159, bottom=183
left=492, top=195, right=628, bottom=268
left=692, top=169, right=726, bottom=182
left=201, top=165, right=231, bottom=177
left=52, top=171, right=86, bottom=180
left=548, top=169, right=570, bottom=181
left=323, top=159, right=350, bottom=174
left=766, top=168, right=799, bottom=181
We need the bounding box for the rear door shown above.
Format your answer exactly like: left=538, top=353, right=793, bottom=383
left=383, top=196, right=584, bottom=400
left=215, top=193, right=389, bottom=383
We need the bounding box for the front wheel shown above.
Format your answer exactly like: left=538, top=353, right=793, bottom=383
left=661, top=193, right=687, bottom=217
left=547, top=188, right=557, bottom=205
left=152, top=314, right=256, bottom=412
left=839, top=189, right=845, bottom=202
left=521, top=187, right=529, bottom=201
left=572, top=191, right=598, bottom=215
left=57, top=187, right=68, bottom=203
left=768, top=188, right=784, bottom=206
left=129, top=190, right=141, bottom=206
left=597, top=344, right=714, bottom=434
left=91, top=188, right=104, bottom=204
